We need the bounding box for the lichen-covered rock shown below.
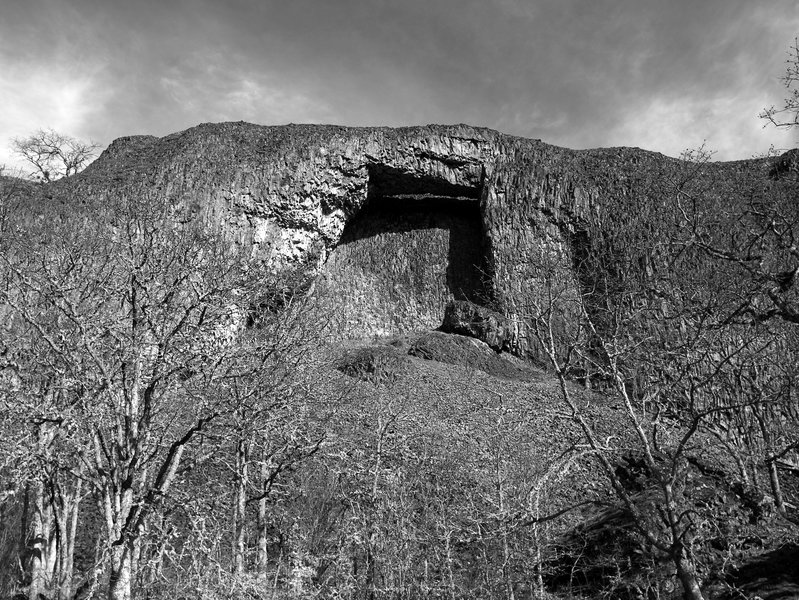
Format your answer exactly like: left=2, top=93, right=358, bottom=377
left=440, top=300, right=511, bottom=351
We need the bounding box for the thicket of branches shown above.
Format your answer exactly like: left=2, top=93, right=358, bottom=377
left=527, top=150, right=798, bottom=599
left=0, top=165, right=587, bottom=600
left=0, top=180, right=340, bottom=599
left=524, top=52, right=799, bottom=597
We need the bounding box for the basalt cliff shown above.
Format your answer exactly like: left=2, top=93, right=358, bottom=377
left=64, top=122, right=798, bottom=358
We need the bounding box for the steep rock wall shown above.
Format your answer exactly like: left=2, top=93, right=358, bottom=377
left=65, top=122, right=793, bottom=358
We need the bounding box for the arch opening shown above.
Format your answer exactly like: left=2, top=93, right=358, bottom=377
left=316, top=164, right=492, bottom=338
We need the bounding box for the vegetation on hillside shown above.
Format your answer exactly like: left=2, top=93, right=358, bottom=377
left=0, top=41, right=798, bottom=600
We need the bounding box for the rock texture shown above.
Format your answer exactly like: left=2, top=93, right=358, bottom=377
left=441, top=300, right=511, bottom=352
left=61, top=122, right=797, bottom=359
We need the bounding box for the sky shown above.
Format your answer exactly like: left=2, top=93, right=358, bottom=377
left=1, top=0, right=798, bottom=172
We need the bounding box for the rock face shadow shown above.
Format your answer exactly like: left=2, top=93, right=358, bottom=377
left=315, top=164, right=492, bottom=338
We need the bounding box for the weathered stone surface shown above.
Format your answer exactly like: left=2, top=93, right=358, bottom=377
left=336, top=345, right=415, bottom=384
left=440, top=300, right=511, bottom=351
left=408, top=331, right=539, bottom=381
left=315, top=197, right=489, bottom=338
left=58, top=122, right=794, bottom=360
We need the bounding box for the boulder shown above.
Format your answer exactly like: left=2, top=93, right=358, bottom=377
left=408, top=331, right=538, bottom=381
left=336, top=345, right=415, bottom=384
left=440, top=300, right=512, bottom=352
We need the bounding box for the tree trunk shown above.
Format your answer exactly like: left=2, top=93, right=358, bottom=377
left=751, top=457, right=760, bottom=489
left=445, top=532, right=456, bottom=600
left=108, top=544, right=133, bottom=600
left=257, top=459, right=269, bottom=575
left=767, top=457, right=786, bottom=516
left=532, top=523, right=545, bottom=597
left=57, top=478, right=82, bottom=600
left=233, top=439, right=248, bottom=575
left=675, top=552, right=704, bottom=600
left=365, top=533, right=376, bottom=600
left=755, top=408, right=786, bottom=515
left=27, top=477, right=49, bottom=600
left=497, top=471, right=516, bottom=600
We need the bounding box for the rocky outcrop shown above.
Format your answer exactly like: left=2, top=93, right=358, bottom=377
left=441, top=300, right=511, bottom=352
left=61, top=122, right=792, bottom=360
left=336, top=345, right=416, bottom=384
left=408, top=331, right=539, bottom=381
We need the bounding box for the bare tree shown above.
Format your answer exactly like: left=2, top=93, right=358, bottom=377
left=528, top=276, right=708, bottom=600
left=673, top=94, right=799, bottom=518
left=11, top=129, right=100, bottom=182
left=760, top=37, right=799, bottom=131
left=672, top=146, right=799, bottom=328
left=0, top=184, right=329, bottom=600
left=518, top=163, right=791, bottom=599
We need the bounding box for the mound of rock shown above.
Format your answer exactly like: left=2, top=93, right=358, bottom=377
left=408, top=331, right=537, bottom=381
left=336, top=345, right=415, bottom=384
left=440, top=300, right=513, bottom=352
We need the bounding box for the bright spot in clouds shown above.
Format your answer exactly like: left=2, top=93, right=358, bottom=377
left=0, top=63, right=109, bottom=171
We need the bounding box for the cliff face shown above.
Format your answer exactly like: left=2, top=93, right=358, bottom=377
left=66, top=122, right=796, bottom=356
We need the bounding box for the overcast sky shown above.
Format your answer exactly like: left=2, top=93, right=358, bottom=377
left=2, top=0, right=798, bottom=172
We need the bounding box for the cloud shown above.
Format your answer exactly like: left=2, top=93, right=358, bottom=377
left=1, top=0, right=797, bottom=170
left=604, top=6, right=799, bottom=160
left=158, top=64, right=334, bottom=125
left=607, top=94, right=796, bottom=160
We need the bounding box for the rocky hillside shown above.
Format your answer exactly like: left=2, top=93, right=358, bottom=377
left=4, top=122, right=799, bottom=600
left=61, top=122, right=798, bottom=360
